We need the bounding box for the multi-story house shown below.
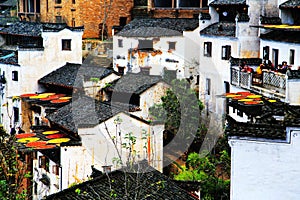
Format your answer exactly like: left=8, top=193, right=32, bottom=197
left=0, top=21, right=83, bottom=132
left=113, top=17, right=201, bottom=83
left=197, top=0, right=300, bottom=199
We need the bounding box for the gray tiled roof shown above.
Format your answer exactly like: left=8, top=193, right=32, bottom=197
left=107, top=73, right=162, bottom=95
left=38, top=63, right=116, bottom=89
left=200, top=22, right=236, bottom=37
left=209, top=0, right=246, bottom=6
left=0, top=21, right=83, bottom=37
left=279, top=0, right=300, bottom=9
left=46, top=96, right=119, bottom=133
left=260, top=30, right=300, bottom=43
left=45, top=161, right=198, bottom=200
left=226, top=97, right=300, bottom=140
left=117, top=18, right=199, bottom=37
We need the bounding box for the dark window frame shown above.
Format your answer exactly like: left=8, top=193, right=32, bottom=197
left=118, top=39, right=123, bottom=48
left=12, top=71, right=18, bottom=81
left=62, top=39, right=71, bottom=51
left=263, top=46, right=269, bottom=60
left=221, top=45, right=231, bottom=60
left=168, top=42, right=176, bottom=51
left=204, top=42, right=212, bottom=57
left=289, top=49, right=295, bottom=65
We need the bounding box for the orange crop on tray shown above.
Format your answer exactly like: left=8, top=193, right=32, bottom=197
left=26, top=141, right=47, bottom=148
left=50, top=99, right=70, bottom=104
left=46, top=133, right=66, bottom=139
left=15, top=133, right=36, bottom=139
left=34, top=145, right=56, bottom=150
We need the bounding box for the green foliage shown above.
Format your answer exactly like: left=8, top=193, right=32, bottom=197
left=150, top=79, right=204, bottom=148
left=174, top=152, right=230, bottom=200
left=90, top=77, right=100, bottom=83
left=0, top=127, right=30, bottom=200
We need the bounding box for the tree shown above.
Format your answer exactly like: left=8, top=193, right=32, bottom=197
left=174, top=151, right=230, bottom=200
left=0, top=126, right=30, bottom=200
left=149, top=79, right=204, bottom=152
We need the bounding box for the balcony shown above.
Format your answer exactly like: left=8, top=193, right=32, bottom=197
left=231, top=67, right=287, bottom=101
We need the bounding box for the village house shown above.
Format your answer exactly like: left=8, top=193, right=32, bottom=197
left=0, top=21, right=83, bottom=132
left=12, top=55, right=169, bottom=198
left=195, top=0, right=300, bottom=199
left=113, top=17, right=201, bottom=83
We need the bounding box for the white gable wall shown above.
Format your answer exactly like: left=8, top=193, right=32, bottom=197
left=17, top=28, right=83, bottom=94
left=78, top=112, right=164, bottom=172
left=229, top=128, right=300, bottom=200
left=113, top=35, right=189, bottom=79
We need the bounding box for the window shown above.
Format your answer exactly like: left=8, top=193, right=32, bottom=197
left=118, top=39, right=123, bottom=48
left=13, top=107, right=19, bottom=123
left=119, top=17, right=127, bottom=27
left=263, top=46, right=269, bottom=60
left=117, top=66, right=125, bottom=75
left=39, top=156, right=49, bottom=171
left=272, top=49, right=279, bottom=68
left=206, top=78, right=211, bottom=95
left=55, top=16, right=62, bottom=23
left=138, top=40, right=153, bottom=50
left=62, top=39, right=71, bottom=51
left=204, top=42, right=212, bottom=57
left=168, top=42, right=176, bottom=51
left=72, top=18, right=75, bottom=27
left=52, top=165, right=59, bottom=175
left=289, top=49, right=295, bottom=65
left=12, top=71, right=18, bottom=81
left=72, top=0, right=75, bottom=4
left=55, top=0, right=61, bottom=4
left=221, top=45, right=231, bottom=60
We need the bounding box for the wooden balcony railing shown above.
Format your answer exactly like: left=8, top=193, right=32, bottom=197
left=231, top=67, right=286, bottom=95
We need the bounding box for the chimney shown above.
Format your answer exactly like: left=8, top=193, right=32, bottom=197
left=102, top=165, right=112, bottom=174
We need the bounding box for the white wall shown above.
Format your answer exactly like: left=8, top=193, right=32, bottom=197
left=18, top=28, right=83, bottom=94
left=78, top=112, right=164, bottom=172
left=260, top=39, right=300, bottom=68
left=229, top=128, right=300, bottom=200
left=113, top=35, right=189, bottom=78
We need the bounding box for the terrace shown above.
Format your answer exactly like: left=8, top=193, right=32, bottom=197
left=230, top=58, right=300, bottom=102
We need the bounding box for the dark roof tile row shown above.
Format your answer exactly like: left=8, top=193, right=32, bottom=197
left=209, top=0, right=246, bottom=6
left=117, top=18, right=199, bottom=37
left=279, top=0, right=300, bottom=9
left=200, top=22, right=236, bottom=37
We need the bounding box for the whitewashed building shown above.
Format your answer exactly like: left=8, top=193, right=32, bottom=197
left=113, top=18, right=200, bottom=81
left=0, top=21, right=83, bottom=131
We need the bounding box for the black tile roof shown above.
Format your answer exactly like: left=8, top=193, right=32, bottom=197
left=260, top=16, right=282, bottom=25
left=45, top=161, right=197, bottom=200
left=107, top=73, right=163, bottom=95
left=0, top=21, right=83, bottom=37
left=117, top=18, right=199, bottom=37
left=46, top=95, right=119, bottom=133
left=279, top=0, right=300, bottom=9
left=225, top=96, right=300, bottom=140
left=209, top=0, right=246, bottom=6
left=200, top=22, right=236, bottom=37
left=46, top=94, right=154, bottom=133
left=260, top=30, right=300, bottom=43
left=38, top=62, right=116, bottom=89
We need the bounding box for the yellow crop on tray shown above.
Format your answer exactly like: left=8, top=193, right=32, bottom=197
left=47, top=138, right=70, bottom=144
left=42, top=130, right=59, bottom=135
left=17, top=137, right=40, bottom=143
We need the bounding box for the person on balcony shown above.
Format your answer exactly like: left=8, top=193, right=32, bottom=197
left=281, top=61, right=288, bottom=74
